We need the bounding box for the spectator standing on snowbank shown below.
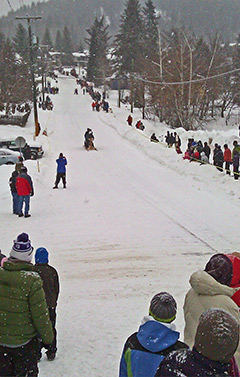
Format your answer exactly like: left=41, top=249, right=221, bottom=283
left=0, top=233, right=53, bottom=377
left=9, top=170, right=19, bottom=215
left=127, top=115, right=133, bottom=126
left=119, top=292, right=187, bottom=377
left=183, top=253, right=240, bottom=367
left=34, top=247, right=60, bottom=361
left=233, top=150, right=240, bottom=180
left=53, top=153, right=67, bottom=189
left=203, top=141, right=211, bottom=159
left=224, top=144, right=232, bottom=175
left=155, top=308, right=239, bottom=377
left=16, top=166, right=34, bottom=218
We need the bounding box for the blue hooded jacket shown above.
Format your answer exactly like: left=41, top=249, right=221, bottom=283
left=56, top=157, right=67, bottom=173
left=119, top=319, right=184, bottom=377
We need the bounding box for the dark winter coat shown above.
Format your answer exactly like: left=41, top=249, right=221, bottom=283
left=0, top=260, right=53, bottom=346
left=56, top=157, right=67, bottom=173
left=203, top=145, right=211, bottom=158
left=9, top=171, right=18, bottom=193
left=34, top=263, right=59, bottom=308
left=119, top=318, right=187, bottom=377
left=214, top=149, right=224, bottom=167
left=154, top=347, right=230, bottom=377
left=16, top=172, right=34, bottom=196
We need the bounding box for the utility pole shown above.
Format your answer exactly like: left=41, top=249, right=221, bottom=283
left=16, top=15, right=42, bottom=139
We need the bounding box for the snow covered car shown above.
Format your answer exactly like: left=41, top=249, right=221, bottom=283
left=0, top=139, right=44, bottom=160
left=0, top=149, right=20, bottom=166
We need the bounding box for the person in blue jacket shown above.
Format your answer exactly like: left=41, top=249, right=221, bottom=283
left=53, top=153, right=67, bottom=189
left=119, top=292, right=188, bottom=377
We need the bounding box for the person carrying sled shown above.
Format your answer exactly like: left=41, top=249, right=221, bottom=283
left=84, top=128, right=96, bottom=151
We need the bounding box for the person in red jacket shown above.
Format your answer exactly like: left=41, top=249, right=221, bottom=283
left=16, top=166, right=34, bottom=218
left=224, top=144, right=232, bottom=175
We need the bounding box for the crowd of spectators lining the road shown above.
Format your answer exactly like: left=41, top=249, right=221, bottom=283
left=164, top=131, right=240, bottom=180
left=76, top=78, right=110, bottom=113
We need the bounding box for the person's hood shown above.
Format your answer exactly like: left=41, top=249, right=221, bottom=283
left=190, top=270, right=237, bottom=297
left=137, top=316, right=179, bottom=353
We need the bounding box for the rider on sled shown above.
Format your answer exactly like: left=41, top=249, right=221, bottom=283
left=84, top=128, right=97, bottom=151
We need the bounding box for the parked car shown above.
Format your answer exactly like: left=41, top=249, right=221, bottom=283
left=0, top=139, right=44, bottom=160
left=0, top=149, right=20, bottom=166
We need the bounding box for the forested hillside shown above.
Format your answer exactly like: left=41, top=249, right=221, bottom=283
left=0, top=0, right=239, bottom=48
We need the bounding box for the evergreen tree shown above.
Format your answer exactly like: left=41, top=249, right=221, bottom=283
left=41, top=27, right=53, bottom=49
left=86, top=16, right=110, bottom=84
left=55, top=30, right=63, bottom=52
left=62, top=26, right=73, bottom=54
left=12, top=23, right=29, bottom=59
left=114, top=0, right=144, bottom=75
left=0, top=39, right=32, bottom=113
left=61, top=26, right=74, bottom=64
left=142, top=0, right=158, bottom=61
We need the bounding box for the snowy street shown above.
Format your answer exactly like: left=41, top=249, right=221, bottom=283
left=1, top=74, right=240, bottom=376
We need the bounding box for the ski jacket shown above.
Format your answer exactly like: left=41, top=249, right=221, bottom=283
left=0, top=260, right=53, bottom=346
left=16, top=172, right=34, bottom=196
left=119, top=317, right=187, bottom=377
left=183, top=270, right=240, bottom=366
left=154, top=347, right=230, bottom=377
left=56, top=157, right=67, bottom=173
left=226, top=254, right=240, bottom=307
left=34, top=263, right=60, bottom=308
left=224, top=148, right=232, bottom=162
left=9, top=171, right=18, bottom=193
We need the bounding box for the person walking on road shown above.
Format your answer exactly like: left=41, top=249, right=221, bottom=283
left=16, top=166, right=34, bottom=218
left=9, top=170, right=19, bottom=215
left=53, top=153, right=67, bottom=189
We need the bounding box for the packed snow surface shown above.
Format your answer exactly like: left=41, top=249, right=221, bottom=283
left=0, top=74, right=240, bottom=376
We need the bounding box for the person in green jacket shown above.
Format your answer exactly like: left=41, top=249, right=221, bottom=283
left=0, top=233, right=54, bottom=377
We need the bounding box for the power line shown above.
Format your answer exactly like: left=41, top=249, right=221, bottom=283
left=6, top=0, right=14, bottom=12
left=132, top=68, right=240, bottom=86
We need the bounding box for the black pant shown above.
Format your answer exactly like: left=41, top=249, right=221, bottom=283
left=0, top=337, right=39, bottom=376
left=233, top=165, right=239, bottom=180
left=225, top=161, right=231, bottom=174
left=55, top=172, right=66, bottom=187
left=39, top=307, right=57, bottom=357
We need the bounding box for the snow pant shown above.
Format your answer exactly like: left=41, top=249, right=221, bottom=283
left=39, top=307, right=57, bottom=357
left=0, top=336, right=39, bottom=377
left=18, top=195, right=30, bottom=216
left=225, top=161, right=231, bottom=175
left=233, top=165, right=239, bottom=180
left=11, top=191, right=19, bottom=214
left=55, top=172, right=66, bottom=187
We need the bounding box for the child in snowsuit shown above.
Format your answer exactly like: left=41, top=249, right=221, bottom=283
left=119, top=292, right=187, bottom=377
left=34, top=247, right=59, bottom=361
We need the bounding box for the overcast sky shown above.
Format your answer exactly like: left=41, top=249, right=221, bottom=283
left=1, top=0, right=46, bottom=17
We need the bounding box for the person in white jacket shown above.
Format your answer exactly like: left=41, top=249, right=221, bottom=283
left=183, top=253, right=240, bottom=367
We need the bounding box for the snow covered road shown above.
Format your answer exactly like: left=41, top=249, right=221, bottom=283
left=1, top=75, right=240, bottom=376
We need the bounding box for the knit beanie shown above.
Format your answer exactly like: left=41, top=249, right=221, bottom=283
left=35, top=247, right=49, bottom=264
left=10, top=233, right=33, bottom=262
left=205, top=253, right=233, bottom=286
left=194, top=308, right=239, bottom=362
left=149, top=292, right=177, bottom=323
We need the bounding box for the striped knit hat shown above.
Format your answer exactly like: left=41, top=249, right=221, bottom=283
left=10, top=233, right=33, bottom=262
left=149, top=292, right=177, bottom=323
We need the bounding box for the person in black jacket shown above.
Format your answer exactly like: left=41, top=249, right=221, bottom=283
left=9, top=170, right=19, bottom=214
left=214, top=145, right=224, bottom=171
left=203, top=142, right=211, bottom=159
left=34, top=247, right=60, bottom=361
